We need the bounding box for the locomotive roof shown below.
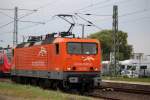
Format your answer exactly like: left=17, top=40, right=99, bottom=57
left=53, top=37, right=99, bottom=43
left=16, top=37, right=99, bottom=48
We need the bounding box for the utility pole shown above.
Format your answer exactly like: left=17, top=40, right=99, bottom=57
left=111, top=5, right=118, bottom=76
left=81, top=24, right=92, bottom=38
left=13, top=6, right=18, bottom=47
left=82, top=24, right=85, bottom=38
left=22, top=35, right=25, bottom=42
left=0, top=7, right=44, bottom=47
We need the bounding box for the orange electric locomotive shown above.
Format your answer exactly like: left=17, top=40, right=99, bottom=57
left=11, top=33, right=102, bottom=90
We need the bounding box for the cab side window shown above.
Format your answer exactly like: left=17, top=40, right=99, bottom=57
left=55, top=43, right=59, bottom=54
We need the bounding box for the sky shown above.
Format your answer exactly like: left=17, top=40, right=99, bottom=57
left=0, top=0, right=150, bottom=55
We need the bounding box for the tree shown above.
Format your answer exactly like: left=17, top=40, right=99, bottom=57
left=89, top=29, right=133, bottom=61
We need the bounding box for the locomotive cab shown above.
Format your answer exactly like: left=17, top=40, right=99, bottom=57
left=53, top=38, right=102, bottom=89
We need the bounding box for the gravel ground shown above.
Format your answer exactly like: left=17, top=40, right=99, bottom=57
left=0, top=95, right=28, bottom=100
left=92, top=89, right=150, bottom=100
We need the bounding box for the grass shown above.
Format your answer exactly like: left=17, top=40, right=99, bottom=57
left=0, top=82, right=97, bottom=100
left=102, top=76, right=150, bottom=83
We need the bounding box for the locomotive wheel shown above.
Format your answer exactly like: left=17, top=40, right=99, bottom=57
left=0, top=72, right=3, bottom=78
left=52, top=81, right=63, bottom=90
left=15, top=76, right=21, bottom=83
left=11, top=76, right=16, bottom=82
left=58, top=81, right=64, bottom=90
left=24, top=77, right=29, bottom=84
left=12, top=76, right=17, bottom=83
left=39, top=79, right=51, bottom=89
left=51, top=80, right=58, bottom=90
left=38, top=79, right=45, bottom=88
left=43, top=79, right=51, bottom=89
left=22, top=77, right=30, bottom=85
left=20, top=77, right=27, bottom=84
left=31, top=78, right=38, bottom=86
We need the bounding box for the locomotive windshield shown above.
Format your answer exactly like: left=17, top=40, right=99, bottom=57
left=67, top=42, right=97, bottom=54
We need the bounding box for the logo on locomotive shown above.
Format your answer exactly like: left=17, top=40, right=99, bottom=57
left=38, top=46, right=47, bottom=56
left=82, top=56, right=95, bottom=62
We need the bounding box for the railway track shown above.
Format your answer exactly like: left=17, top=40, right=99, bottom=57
left=85, top=87, right=150, bottom=100
left=108, top=87, right=150, bottom=95
left=0, top=78, right=11, bottom=83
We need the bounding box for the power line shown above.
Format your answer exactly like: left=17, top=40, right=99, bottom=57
left=19, top=17, right=54, bottom=31
left=75, top=12, right=112, bottom=17
left=76, top=0, right=111, bottom=12
left=19, top=20, right=45, bottom=24
left=0, top=0, right=59, bottom=28
left=0, top=8, right=37, bottom=12
left=0, top=9, right=38, bottom=30
left=90, top=8, right=150, bottom=24
left=0, top=6, right=46, bottom=46
left=43, top=17, right=54, bottom=24
left=0, top=1, right=57, bottom=19
left=19, top=23, right=40, bottom=30
left=36, top=0, right=60, bottom=10
left=10, top=0, right=61, bottom=32
left=0, top=31, right=13, bottom=35
left=119, top=16, right=150, bottom=24
left=0, top=8, right=45, bottom=30
left=19, top=15, right=59, bottom=32
left=18, top=9, right=37, bottom=12
left=0, top=0, right=60, bottom=45
left=0, top=21, right=13, bottom=29
left=119, top=8, right=150, bottom=17
left=0, top=0, right=60, bottom=28
left=98, top=8, right=150, bottom=22
left=73, top=0, right=148, bottom=25
left=19, top=10, right=38, bottom=19
left=0, top=8, right=13, bottom=11
left=75, top=13, right=103, bottom=30
left=0, top=11, right=14, bottom=19
left=0, top=8, right=37, bottom=19
left=19, top=0, right=61, bottom=19
left=0, top=0, right=59, bottom=12
left=79, top=0, right=131, bottom=12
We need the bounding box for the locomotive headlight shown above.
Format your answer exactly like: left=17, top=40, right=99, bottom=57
left=67, top=67, right=71, bottom=71
left=69, top=77, right=78, bottom=83
left=95, top=68, right=98, bottom=71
